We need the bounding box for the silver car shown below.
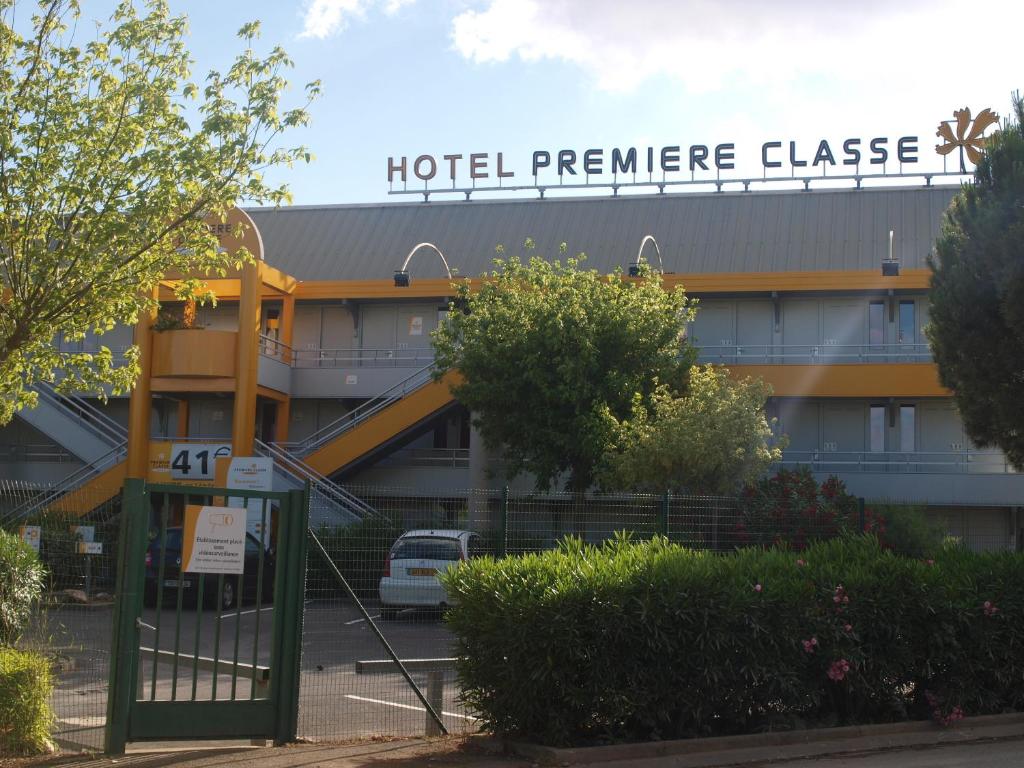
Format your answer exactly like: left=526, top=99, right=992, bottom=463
left=378, top=529, right=485, bottom=619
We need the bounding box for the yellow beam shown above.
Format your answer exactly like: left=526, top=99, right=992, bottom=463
left=729, top=363, right=949, bottom=398
left=292, top=269, right=929, bottom=301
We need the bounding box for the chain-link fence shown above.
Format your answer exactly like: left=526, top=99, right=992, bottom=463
left=2, top=480, right=122, bottom=751
left=1, top=478, right=1019, bottom=749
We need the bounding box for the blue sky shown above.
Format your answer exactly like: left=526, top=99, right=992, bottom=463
left=100, top=1, right=1024, bottom=204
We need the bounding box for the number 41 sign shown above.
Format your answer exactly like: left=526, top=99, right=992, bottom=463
left=170, top=443, right=231, bottom=481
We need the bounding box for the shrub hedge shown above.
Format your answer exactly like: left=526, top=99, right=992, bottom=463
left=0, top=529, right=45, bottom=646
left=0, top=647, right=54, bottom=755
left=442, top=535, right=1024, bottom=746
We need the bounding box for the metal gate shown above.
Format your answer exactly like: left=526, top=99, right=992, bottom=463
left=104, top=479, right=308, bottom=753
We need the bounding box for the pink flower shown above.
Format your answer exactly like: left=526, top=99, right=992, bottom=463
left=796, top=559, right=806, bottom=567
left=801, top=637, right=818, bottom=653
left=926, top=559, right=935, bottom=566
left=827, top=659, right=851, bottom=682
left=754, top=583, right=763, bottom=593
left=844, top=624, right=853, bottom=633
left=983, top=600, right=999, bottom=617
left=833, top=595, right=841, bottom=603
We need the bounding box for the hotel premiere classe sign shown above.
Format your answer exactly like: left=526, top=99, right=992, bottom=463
left=387, top=108, right=998, bottom=199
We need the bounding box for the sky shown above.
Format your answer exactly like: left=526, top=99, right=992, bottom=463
left=86, top=0, right=1024, bottom=205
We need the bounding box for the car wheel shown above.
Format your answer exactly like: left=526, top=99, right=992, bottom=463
left=380, top=607, right=397, bottom=621
left=220, top=580, right=236, bottom=611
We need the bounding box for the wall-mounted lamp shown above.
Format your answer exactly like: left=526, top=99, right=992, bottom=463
left=882, top=230, right=900, bottom=276
left=628, top=235, right=665, bottom=277
left=394, top=242, right=453, bottom=287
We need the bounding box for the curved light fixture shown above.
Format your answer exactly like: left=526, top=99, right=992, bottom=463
left=394, top=242, right=453, bottom=287
left=628, top=234, right=665, bottom=277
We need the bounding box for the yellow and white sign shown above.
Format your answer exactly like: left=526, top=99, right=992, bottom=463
left=182, top=505, right=247, bottom=575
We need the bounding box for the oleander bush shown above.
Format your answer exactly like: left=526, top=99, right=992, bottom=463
left=442, top=534, right=1024, bottom=746
left=0, top=529, right=45, bottom=646
left=0, top=647, right=54, bottom=755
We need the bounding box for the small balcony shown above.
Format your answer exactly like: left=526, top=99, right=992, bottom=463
left=151, top=329, right=237, bottom=378
left=779, top=449, right=1022, bottom=507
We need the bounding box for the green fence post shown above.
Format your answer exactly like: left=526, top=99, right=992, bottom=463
left=858, top=497, right=866, bottom=533
left=659, top=490, right=671, bottom=537
left=274, top=487, right=310, bottom=745
left=498, top=485, right=509, bottom=557
left=104, top=478, right=148, bottom=755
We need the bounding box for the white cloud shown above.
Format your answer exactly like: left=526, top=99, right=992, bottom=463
left=450, top=0, right=1023, bottom=97
left=300, top=0, right=416, bottom=39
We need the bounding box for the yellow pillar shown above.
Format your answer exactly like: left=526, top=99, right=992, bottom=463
left=280, top=293, right=295, bottom=365
left=275, top=292, right=295, bottom=442
left=232, top=261, right=261, bottom=455
left=126, top=289, right=158, bottom=479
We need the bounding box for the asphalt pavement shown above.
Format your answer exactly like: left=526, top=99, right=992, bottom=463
left=35, top=597, right=470, bottom=752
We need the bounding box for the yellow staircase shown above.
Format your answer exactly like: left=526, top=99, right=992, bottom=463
left=303, top=370, right=461, bottom=477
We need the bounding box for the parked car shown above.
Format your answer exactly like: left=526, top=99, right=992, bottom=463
left=144, top=527, right=275, bottom=610
left=378, top=529, right=486, bottom=619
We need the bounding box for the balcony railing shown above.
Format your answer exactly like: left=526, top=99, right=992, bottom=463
left=780, top=450, right=1015, bottom=474
left=259, top=336, right=436, bottom=369
left=698, top=343, right=932, bottom=364
left=375, top=448, right=470, bottom=469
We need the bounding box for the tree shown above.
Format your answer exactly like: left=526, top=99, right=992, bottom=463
left=599, top=365, right=782, bottom=495
left=927, top=94, right=1024, bottom=467
left=433, top=245, right=697, bottom=492
left=0, top=0, right=318, bottom=423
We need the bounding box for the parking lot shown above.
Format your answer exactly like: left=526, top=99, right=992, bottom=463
left=37, top=597, right=473, bottom=750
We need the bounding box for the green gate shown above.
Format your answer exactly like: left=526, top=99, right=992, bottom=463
left=104, top=478, right=308, bottom=754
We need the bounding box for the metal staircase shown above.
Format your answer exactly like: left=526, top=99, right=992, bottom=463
left=1, top=385, right=130, bottom=526
left=18, top=383, right=128, bottom=463
left=286, top=363, right=437, bottom=458
left=254, top=439, right=378, bottom=527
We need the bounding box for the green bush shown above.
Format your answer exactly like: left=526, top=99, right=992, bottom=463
left=872, top=505, right=946, bottom=557
left=0, top=647, right=54, bottom=755
left=0, top=530, right=45, bottom=646
left=306, top=516, right=404, bottom=599
left=442, top=534, right=1024, bottom=746
left=739, top=469, right=865, bottom=548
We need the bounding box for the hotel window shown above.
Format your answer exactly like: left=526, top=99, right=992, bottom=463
left=870, top=405, right=885, bottom=452
left=868, top=302, right=885, bottom=347
left=899, top=405, right=916, bottom=452
left=899, top=301, right=915, bottom=344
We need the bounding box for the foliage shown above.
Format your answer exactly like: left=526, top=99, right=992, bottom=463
left=871, top=504, right=946, bottom=558
left=443, top=535, right=1024, bottom=747
left=307, top=515, right=404, bottom=599
left=736, top=468, right=876, bottom=549
left=0, top=530, right=45, bottom=646
left=0, top=0, right=319, bottom=424
left=433, top=246, right=696, bottom=491
left=600, top=365, right=783, bottom=494
left=0, top=647, right=54, bottom=755
left=927, top=92, right=1024, bottom=468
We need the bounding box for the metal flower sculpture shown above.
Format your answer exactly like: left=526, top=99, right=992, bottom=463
left=936, top=107, right=1000, bottom=172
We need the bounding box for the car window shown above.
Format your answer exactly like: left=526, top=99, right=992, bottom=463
left=391, top=537, right=462, bottom=561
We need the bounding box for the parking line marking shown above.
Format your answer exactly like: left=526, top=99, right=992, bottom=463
left=344, top=694, right=477, bottom=721
left=344, top=615, right=380, bottom=625
left=219, top=608, right=260, bottom=621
